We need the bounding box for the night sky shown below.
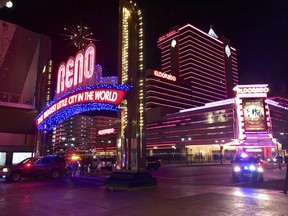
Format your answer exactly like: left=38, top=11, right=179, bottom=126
left=1, top=0, right=287, bottom=96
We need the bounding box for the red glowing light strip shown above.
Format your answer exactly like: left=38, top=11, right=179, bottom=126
left=179, top=36, right=223, bottom=53
left=146, top=91, right=192, bottom=103
left=147, top=124, right=177, bottom=130
left=190, top=93, right=217, bottom=103
left=191, top=82, right=226, bottom=98
left=189, top=79, right=227, bottom=94
left=189, top=79, right=226, bottom=93
left=179, top=54, right=225, bottom=74
left=179, top=44, right=224, bottom=67
left=179, top=35, right=224, bottom=59
left=147, top=78, right=191, bottom=92
left=146, top=84, right=191, bottom=95
left=180, top=66, right=226, bottom=83
left=146, top=95, right=193, bottom=107
left=146, top=79, right=192, bottom=92
left=146, top=102, right=188, bottom=110
left=146, top=95, right=192, bottom=105
left=145, top=97, right=190, bottom=107
left=179, top=24, right=223, bottom=45
left=187, top=74, right=226, bottom=91
left=180, top=62, right=225, bottom=79
left=179, top=99, right=234, bottom=113
left=146, top=84, right=191, bottom=97
left=179, top=43, right=225, bottom=65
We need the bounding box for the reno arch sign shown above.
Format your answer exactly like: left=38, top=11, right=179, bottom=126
left=35, top=42, right=132, bottom=131
left=56, top=43, right=96, bottom=98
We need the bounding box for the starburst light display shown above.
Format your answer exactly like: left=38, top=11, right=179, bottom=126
left=60, top=23, right=97, bottom=50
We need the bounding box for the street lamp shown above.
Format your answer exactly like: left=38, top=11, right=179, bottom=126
left=0, top=0, right=13, bottom=9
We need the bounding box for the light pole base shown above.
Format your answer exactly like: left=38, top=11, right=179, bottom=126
left=105, top=171, right=157, bottom=190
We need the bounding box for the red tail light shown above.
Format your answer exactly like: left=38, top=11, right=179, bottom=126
left=25, top=162, right=32, bottom=168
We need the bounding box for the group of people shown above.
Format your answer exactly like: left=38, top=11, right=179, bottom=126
left=79, top=156, right=93, bottom=176
left=65, top=156, right=93, bottom=177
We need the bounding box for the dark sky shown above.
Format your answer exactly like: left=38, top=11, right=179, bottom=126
left=1, top=0, right=288, bottom=96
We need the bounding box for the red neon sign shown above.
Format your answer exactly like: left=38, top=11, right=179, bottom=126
left=234, top=85, right=269, bottom=95
left=36, top=89, right=126, bottom=126
left=56, top=43, right=96, bottom=97
left=158, top=30, right=177, bottom=42
left=153, top=70, right=176, bottom=82
left=98, top=128, right=115, bottom=135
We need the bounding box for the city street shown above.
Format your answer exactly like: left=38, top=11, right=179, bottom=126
left=1, top=163, right=287, bottom=216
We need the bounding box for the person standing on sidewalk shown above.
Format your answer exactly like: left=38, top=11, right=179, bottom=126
left=80, top=158, right=87, bottom=176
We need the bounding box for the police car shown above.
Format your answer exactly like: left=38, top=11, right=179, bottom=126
left=231, top=152, right=264, bottom=183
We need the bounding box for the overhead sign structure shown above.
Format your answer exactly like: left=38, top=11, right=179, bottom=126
left=56, top=43, right=96, bottom=98
left=233, top=84, right=271, bottom=139
left=233, top=84, right=269, bottom=98
left=35, top=43, right=132, bottom=131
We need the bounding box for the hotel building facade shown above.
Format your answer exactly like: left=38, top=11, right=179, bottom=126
left=156, top=24, right=238, bottom=106
left=145, top=24, right=288, bottom=159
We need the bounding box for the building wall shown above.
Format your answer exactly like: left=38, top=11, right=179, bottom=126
left=146, top=100, right=236, bottom=150
left=52, top=114, right=117, bottom=154
left=268, top=99, right=288, bottom=150
left=145, top=69, right=194, bottom=111
left=0, top=20, right=51, bottom=99
left=157, top=24, right=239, bottom=107
left=0, top=20, right=51, bottom=163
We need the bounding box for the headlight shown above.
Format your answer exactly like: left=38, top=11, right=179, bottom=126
left=234, top=166, right=241, bottom=172
left=273, top=158, right=277, bottom=162
left=249, top=165, right=256, bottom=171
left=2, top=167, right=9, bottom=172
left=257, top=167, right=263, bottom=172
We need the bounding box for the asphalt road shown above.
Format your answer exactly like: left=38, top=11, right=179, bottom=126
left=148, top=162, right=288, bottom=190
left=0, top=163, right=287, bottom=216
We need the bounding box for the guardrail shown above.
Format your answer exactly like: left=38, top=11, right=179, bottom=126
left=0, top=92, right=35, bottom=109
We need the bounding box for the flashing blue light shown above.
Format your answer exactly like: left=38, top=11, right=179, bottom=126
left=244, top=166, right=249, bottom=170
left=241, top=152, right=248, bottom=158
left=35, top=84, right=132, bottom=131
left=37, top=103, right=118, bottom=131
left=36, top=84, right=132, bottom=119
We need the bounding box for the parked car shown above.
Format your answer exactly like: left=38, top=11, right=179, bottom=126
left=147, top=156, right=161, bottom=170
left=231, top=152, right=264, bottom=183
left=0, top=156, right=66, bottom=182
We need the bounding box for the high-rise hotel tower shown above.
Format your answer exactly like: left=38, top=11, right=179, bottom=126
left=157, top=24, right=239, bottom=107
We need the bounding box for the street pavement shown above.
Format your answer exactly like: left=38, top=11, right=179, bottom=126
left=1, top=162, right=287, bottom=216
left=73, top=163, right=288, bottom=216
